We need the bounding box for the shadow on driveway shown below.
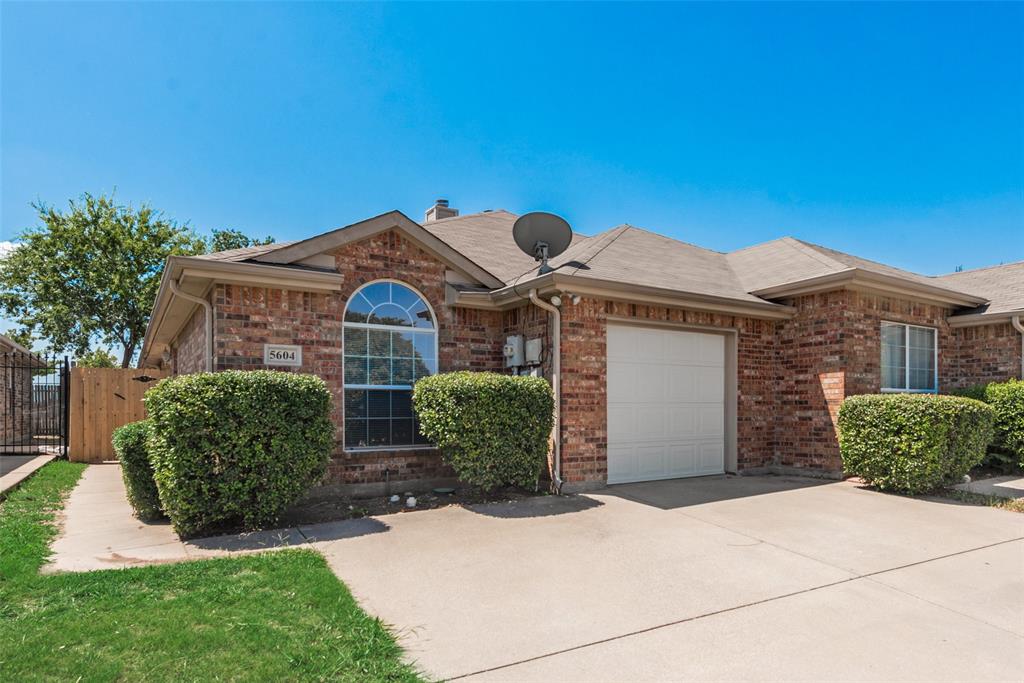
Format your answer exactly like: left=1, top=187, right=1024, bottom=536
left=467, top=494, right=604, bottom=519
left=603, top=474, right=832, bottom=510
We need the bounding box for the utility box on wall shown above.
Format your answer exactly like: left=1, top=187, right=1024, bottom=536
left=524, top=338, right=543, bottom=366
left=504, top=335, right=524, bottom=368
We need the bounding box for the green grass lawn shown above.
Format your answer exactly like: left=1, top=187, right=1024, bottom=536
left=0, top=461, right=424, bottom=682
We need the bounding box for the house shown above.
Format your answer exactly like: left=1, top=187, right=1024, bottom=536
left=0, top=334, right=43, bottom=452
left=139, top=201, right=1024, bottom=493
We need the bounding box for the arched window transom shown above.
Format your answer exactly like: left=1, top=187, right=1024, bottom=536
left=343, top=280, right=436, bottom=448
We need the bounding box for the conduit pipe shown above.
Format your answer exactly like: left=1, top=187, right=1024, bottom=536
left=169, top=278, right=213, bottom=372
left=1013, top=315, right=1024, bottom=379
left=529, top=288, right=562, bottom=493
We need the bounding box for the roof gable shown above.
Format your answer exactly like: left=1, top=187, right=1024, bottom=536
left=250, top=210, right=505, bottom=288
left=419, top=209, right=590, bottom=284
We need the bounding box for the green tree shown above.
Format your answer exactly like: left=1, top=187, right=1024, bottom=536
left=208, top=228, right=274, bottom=253
left=0, top=193, right=206, bottom=367
left=75, top=348, right=118, bottom=368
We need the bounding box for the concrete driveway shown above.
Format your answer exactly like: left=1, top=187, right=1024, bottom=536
left=316, top=475, right=1024, bottom=682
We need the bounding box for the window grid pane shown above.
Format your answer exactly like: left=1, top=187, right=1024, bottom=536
left=344, top=281, right=437, bottom=448
left=881, top=323, right=936, bottom=392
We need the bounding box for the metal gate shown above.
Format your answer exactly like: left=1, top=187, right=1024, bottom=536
left=1, top=351, right=69, bottom=458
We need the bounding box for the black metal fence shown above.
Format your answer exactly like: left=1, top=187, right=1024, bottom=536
left=1, top=351, right=69, bottom=458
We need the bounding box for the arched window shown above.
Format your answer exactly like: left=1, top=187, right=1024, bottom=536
left=343, top=280, right=436, bottom=448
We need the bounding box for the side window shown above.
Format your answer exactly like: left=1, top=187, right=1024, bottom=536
left=881, top=321, right=937, bottom=392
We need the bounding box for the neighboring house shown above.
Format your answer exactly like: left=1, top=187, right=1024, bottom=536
left=0, top=334, right=41, bottom=450
left=139, top=201, right=1024, bottom=492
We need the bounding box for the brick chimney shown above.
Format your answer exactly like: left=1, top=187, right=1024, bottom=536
left=424, top=198, right=458, bottom=222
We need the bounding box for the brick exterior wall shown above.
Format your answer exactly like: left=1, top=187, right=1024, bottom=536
left=0, top=351, right=33, bottom=447
left=949, top=322, right=1022, bottom=389
left=161, top=227, right=1022, bottom=490
left=557, top=297, right=778, bottom=485
left=168, top=229, right=507, bottom=489
left=171, top=305, right=207, bottom=375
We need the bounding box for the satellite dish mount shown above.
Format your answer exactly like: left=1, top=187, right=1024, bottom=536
left=512, top=212, right=572, bottom=276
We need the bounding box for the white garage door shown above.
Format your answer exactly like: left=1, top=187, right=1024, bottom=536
left=607, top=324, right=726, bottom=484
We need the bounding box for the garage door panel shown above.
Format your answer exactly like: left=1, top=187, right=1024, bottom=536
left=696, top=366, right=725, bottom=401
left=668, top=407, right=697, bottom=438
left=637, top=406, right=667, bottom=439
left=667, top=365, right=697, bottom=401
left=608, top=405, right=636, bottom=441
left=607, top=444, right=637, bottom=482
left=607, top=325, right=726, bottom=484
left=637, top=364, right=666, bottom=397
left=636, top=328, right=666, bottom=358
left=607, top=363, right=637, bottom=402
left=698, top=405, right=724, bottom=436
left=699, top=333, right=725, bottom=365
left=699, top=440, right=725, bottom=472
left=635, top=444, right=668, bottom=478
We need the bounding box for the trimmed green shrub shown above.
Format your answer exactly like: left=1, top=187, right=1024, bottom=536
left=413, top=371, right=554, bottom=490
left=985, top=379, right=1024, bottom=469
left=838, top=393, right=994, bottom=494
left=145, top=370, right=334, bottom=537
left=949, top=384, right=988, bottom=402
left=112, top=419, right=162, bottom=521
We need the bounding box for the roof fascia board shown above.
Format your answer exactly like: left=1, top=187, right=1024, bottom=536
left=470, top=273, right=795, bottom=319
left=251, top=210, right=506, bottom=289
left=753, top=269, right=988, bottom=308
left=178, top=260, right=343, bottom=292
left=946, top=311, right=1023, bottom=328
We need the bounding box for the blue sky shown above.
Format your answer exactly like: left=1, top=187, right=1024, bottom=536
left=2, top=2, right=1022, bottom=333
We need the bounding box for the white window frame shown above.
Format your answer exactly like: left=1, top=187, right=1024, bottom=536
left=342, top=279, right=438, bottom=451
left=880, top=321, right=939, bottom=394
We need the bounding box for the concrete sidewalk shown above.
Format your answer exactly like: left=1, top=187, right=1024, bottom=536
left=0, top=453, right=56, bottom=497
left=47, top=464, right=316, bottom=571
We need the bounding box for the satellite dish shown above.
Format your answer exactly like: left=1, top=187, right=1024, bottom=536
left=513, top=212, right=572, bottom=274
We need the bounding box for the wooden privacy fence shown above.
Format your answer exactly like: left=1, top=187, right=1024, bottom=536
left=69, top=368, right=167, bottom=462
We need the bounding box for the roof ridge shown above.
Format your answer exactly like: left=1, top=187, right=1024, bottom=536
left=939, top=259, right=1024, bottom=277
left=421, top=208, right=516, bottom=225
left=617, top=223, right=726, bottom=255
left=785, top=237, right=854, bottom=272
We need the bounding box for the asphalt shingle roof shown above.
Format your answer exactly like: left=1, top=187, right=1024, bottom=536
left=420, top=210, right=589, bottom=284
left=184, top=211, right=1022, bottom=318
left=937, top=261, right=1024, bottom=317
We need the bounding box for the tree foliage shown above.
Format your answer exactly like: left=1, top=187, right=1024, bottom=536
left=208, top=228, right=274, bottom=253
left=75, top=348, right=118, bottom=368
left=0, top=193, right=274, bottom=367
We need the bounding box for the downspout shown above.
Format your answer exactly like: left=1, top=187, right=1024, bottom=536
left=1013, top=315, right=1024, bottom=379
left=169, top=278, right=213, bottom=373
left=529, top=289, right=562, bottom=494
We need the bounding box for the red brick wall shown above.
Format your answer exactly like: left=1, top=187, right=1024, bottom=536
left=842, top=291, right=954, bottom=395
left=773, top=290, right=959, bottom=471
left=557, top=297, right=778, bottom=485
left=0, top=353, right=33, bottom=446
left=171, top=305, right=208, bottom=375
left=949, top=322, right=1022, bottom=388
left=169, top=229, right=508, bottom=488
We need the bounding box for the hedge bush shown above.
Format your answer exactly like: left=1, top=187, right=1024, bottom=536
left=112, top=419, right=162, bottom=521
left=949, top=384, right=988, bottom=402
left=413, top=371, right=554, bottom=491
left=838, top=393, right=994, bottom=494
left=145, top=371, right=335, bottom=537
left=985, top=379, right=1024, bottom=468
